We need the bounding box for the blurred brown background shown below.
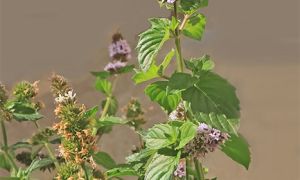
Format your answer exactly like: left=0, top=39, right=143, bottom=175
left=0, top=0, right=299, bottom=179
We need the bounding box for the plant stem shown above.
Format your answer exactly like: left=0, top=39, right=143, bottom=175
left=185, top=158, right=190, bottom=180
left=193, top=158, right=205, bottom=180
left=173, top=1, right=184, bottom=72
left=82, top=163, right=90, bottom=180
left=100, top=75, right=118, bottom=119
left=44, top=142, right=60, bottom=168
left=1, top=119, right=18, bottom=171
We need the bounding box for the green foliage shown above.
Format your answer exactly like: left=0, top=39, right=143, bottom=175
left=180, top=0, right=209, bottom=14
left=196, top=112, right=240, bottom=135
left=183, top=13, right=206, bottom=41
left=168, top=72, right=197, bottom=91
left=143, top=124, right=178, bottom=149
left=145, top=81, right=181, bottom=113
left=91, top=71, right=111, bottom=79
left=144, top=152, right=181, bottom=180
left=83, top=106, right=98, bottom=120
left=6, top=102, right=43, bottom=122
left=95, top=78, right=112, bottom=96
left=137, top=18, right=171, bottom=71
left=0, top=152, right=11, bottom=171
left=96, top=116, right=128, bottom=128
left=25, top=158, right=53, bottom=174
left=101, top=96, right=118, bottom=116
left=181, top=72, right=240, bottom=118
left=133, top=49, right=175, bottom=84
left=93, top=152, right=116, bottom=169
left=176, top=121, right=197, bottom=149
left=221, top=134, right=251, bottom=169
left=185, top=55, right=214, bottom=75
left=106, top=165, right=139, bottom=178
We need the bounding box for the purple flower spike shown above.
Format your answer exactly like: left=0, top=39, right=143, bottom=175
left=174, top=160, right=186, bottom=178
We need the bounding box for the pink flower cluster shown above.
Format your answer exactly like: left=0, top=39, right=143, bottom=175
left=174, top=160, right=186, bottom=178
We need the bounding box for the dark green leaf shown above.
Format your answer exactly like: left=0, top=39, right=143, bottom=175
left=83, top=106, right=98, bottom=120
left=144, top=151, right=181, bottom=180
left=196, top=112, right=240, bottom=135
left=182, top=72, right=240, bottom=118
left=95, top=78, right=112, bottom=95
left=7, top=102, right=43, bottom=122
left=183, top=13, right=206, bottom=41
left=106, top=165, right=139, bottom=178
left=168, top=72, right=196, bottom=90
left=101, top=96, right=118, bottom=116
left=137, top=18, right=171, bottom=71
left=185, top=55, right=214, bottom=75
left=0, top=177, right=20, bottom=180
left=9, top=141, right=32, bottom=151
left=221, top=134, right=251, bottom=169
left=93, top=152, right=116, bottom=169
left=91, top=71, right=111, bottom=79
left=143, top=124, right=178, bottom=150
left=145, top=81, right=181, bottom=113
left=177, top=121, right=197, bottom=149
left=180, top=0, right=208, bottom=14
left=126, top=149, right=157, bottom=163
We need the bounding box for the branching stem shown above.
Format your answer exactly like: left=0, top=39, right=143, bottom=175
left=173, top=1, right=184, bottom=72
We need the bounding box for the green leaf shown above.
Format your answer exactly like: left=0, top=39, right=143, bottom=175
left=83, top=106, right=98, bottom=120
left=93, top=151, right=116, bottom=169
left=95, top=78, right=112, bottom=95
left=177, top=121, right=197, bottom=149
left=126, top=149, right=157, bottom=164
left=7, top=102, right=43, bottom=122
left=180, top=0, right=208, bottom=14
left=137, top=18, right=171, bottom=71
left=183, top=13, right=206, bottom=41
left=144, top=152, right=181, bottom=180
left=182, top=72, right=240, bottom=118
left=221, top=134, right=251, bottom=169
left=145, top=81, right=181, bottom=113
left=101, top=96, right=118, bottom=116
left=106, top=165, right=139, bottom=178
left=0, top=152, right=11, bottom=171
left=96, top=116, right=128, bottom=128
left=185, top=55, right=214, bottom=75
left=25, top=158, right=53, bottom=174
left=9, top=141, right=32, bottom=151
left=116, top=64, right=135, bottom=74
left=133, top=63, right=160, bottom=84
left=133, top=49, right=175, bottom=84
left=168, top=72, right=196, bottom=91
left=143, top=124, right=178, bottom=150
left=0, top=178, right=20, bottom=180
left=196, top=112, right=240, bottom=135
left=91, top=71, right=111, bottom=79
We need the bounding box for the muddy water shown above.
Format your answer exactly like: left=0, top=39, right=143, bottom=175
left=0, top=0, right=299, bottom=179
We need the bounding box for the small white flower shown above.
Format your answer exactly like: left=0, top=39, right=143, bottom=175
left=55, top=94, right=66, bottom=103
left=65, top=90, right=76, bottom=100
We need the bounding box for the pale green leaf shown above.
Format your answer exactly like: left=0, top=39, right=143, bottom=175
left=177, top=121, right=197, bottom=149
left=183, top=13, right=206, bottom=40
left=95, top=78, right=112, bottom=95
left=101, top=96, right=118, bottom=116
left=93, top=151, right=116, bottom=169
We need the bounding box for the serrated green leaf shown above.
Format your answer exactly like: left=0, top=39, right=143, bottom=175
left=116, top=64, right=135, bottom=74
left=96, top=116, right=128, bottom=128
left=145, top=81, right=181, bottom=113
left=7, top=102, right=43, bottom=122
left=106, top=165, right=139, bottom=178
left=180, top=0, right=208, bottom=14
left=182, top=72, right=240, bottom=118
left=221, top=134, right=251, bottom=169
left=143, top=124, right=178, bottom=149
left=168, top=72, right=196, bottom=91
left=133, top=49, right=175, bottom=84
left=183, top=13, right=206, bottom=41
left=91, top=71, right=111, bottom=79
left=101, top=96, right=118, bottom=116
left=126, top=149, right=157, bottom=164
left=9, top=141, right=32, bottom=151
left=25, top=158, right=53, bottom=174
left=145, top=151, right=181, bottom=180
left=196, top=112, right=240, bottom=135
left=93, top=151, right=116, bottom=169
left=177, top=121, right=197, bottom=149
left=185, top=55, right=214, bottom=75
left=137, top=18, right=171, bottom=71
left=95, top=78, right=112, bottom=95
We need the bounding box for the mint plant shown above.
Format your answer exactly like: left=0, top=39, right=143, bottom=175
left=106, top=0, right=251, bottom=179
left=0, top=0, right=251, bottom=179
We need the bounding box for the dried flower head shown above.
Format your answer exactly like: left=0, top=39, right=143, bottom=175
left=169, top=102, right=186, bottom=121
left=184, top=123, right=229, bottom=158
left=51, top=74, right=72, bottom=97
left=0, top=83, right=8, bottom=105
left=13, top=81, right=39, bottom=101
left=123, top=98, right=145, bottom=129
